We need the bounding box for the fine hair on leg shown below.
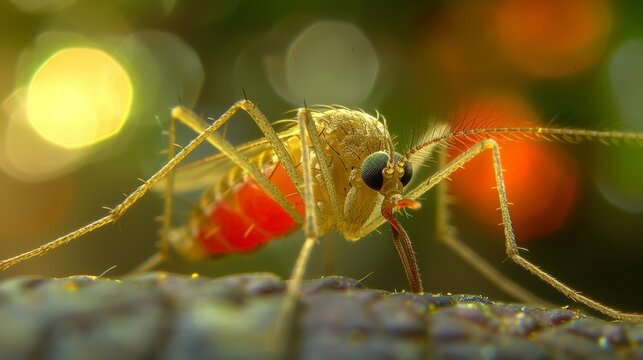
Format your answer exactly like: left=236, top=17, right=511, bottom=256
left=0, top=101, right=304, bottom=272
left=269, top=106, right=324, bottom=356
left=433, top=144, right=554, bottom=308
left=425, top=139, right=642, bottom=321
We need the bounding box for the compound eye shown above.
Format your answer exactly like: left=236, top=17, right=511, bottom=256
left=361, top=151, right=413, bottom=191
left=361, top=152, right=388, bottom=190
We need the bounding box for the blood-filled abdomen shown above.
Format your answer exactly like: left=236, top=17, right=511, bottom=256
left=195, top=162, right=304, bottom=255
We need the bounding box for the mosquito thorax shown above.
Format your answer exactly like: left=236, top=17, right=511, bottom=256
left=360, top=151, right=413, bottom=191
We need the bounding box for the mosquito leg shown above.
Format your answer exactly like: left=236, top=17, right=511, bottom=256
left=129, top=114, right=179, bottom=274
left=135, top=101, right=311, bottom=273
left=132, top=102, right=309, bottom=273
left=170, top=104, right=304, bottom=226
left=161, top=112, right=178, bottom=255
left=297, top=107, right=344, bottom=276
left=300, top=109, right=342, bottom=225
left=173, top=101, right=304, bottom=191
left=270, top=106, right=323, bottom=356
left=425, top=139, right=641, bottom=321
left=481, top=138, right=643, bottom=322
left=433, top=145, right=554, bottom=308
left=359, top=138, right=642, bottom=321
left=0, top=102, right=254, bottom=271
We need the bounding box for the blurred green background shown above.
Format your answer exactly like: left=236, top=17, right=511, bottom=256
left=0, top=0, right=641, bottom=315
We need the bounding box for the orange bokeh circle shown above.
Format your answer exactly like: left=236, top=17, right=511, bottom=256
left=448, top=95, right=579, bottom=241
left=494, top=0, right=612, bottom=78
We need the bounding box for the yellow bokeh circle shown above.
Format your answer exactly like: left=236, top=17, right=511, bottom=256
left=26, top=47, right=133, bottom=149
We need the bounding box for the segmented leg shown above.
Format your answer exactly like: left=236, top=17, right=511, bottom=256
left=270, top=106, right=329, bottom=357
left=130, top=113, right=179, bottom=274
left=0, top=101, right=304, bottom=272
left=480, top=139, right=643, bottom=322
left=433, top=145, right=554, bottom=308
left=426, top=139, right=641, bottom=321
left=359, top=138, right=641, bottom=321
left=300, top=108, right=343, bottom=225
left=171, top=103, right=304, bottom=225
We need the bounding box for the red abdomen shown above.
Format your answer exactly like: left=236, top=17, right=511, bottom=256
left=195, top=162, right=305, bottom=255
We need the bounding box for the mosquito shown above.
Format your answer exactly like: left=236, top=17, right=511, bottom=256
left=1, top=100, right=642, bottom=351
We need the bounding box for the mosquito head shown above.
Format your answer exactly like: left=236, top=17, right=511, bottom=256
left=360, top=151, right=420, bottom=212
left=360, top=150, right=423, bottom=293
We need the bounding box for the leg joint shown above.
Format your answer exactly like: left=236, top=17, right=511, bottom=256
left=480, top=137, right=499, bottom=149
left=170, top=105, right=189, bottom=121
left=237, top=99, right=254, bottom=110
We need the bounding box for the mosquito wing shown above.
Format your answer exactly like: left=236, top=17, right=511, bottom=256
left=153, top=123, right=300, bottom=194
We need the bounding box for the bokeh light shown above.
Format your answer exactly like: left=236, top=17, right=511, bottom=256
left=117, top=31, right=204, bottom=123
left=594, top=145, right=643, bottom=214
left=448, top=93, right=579, bottom=241
left=234, top=30, right=292, bottom=111
left=494, top=0, right=611, bottom=78
left=609, top=39, right=643, bottom=130
left=8, top=0, right=76, bottom=13
left=48, top=0, right=131, bottom=36
left=283, top=21, right=379, bottom=105
left=594, top=39, right=643, bottom=213
left=25, top=47, right=132, bottom=149
left=429, top=1, right=509, bottom=93
left=2, top=89, right=85, bottom=181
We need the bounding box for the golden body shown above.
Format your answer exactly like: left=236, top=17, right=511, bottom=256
left=171, top=107, right=392, bottom=260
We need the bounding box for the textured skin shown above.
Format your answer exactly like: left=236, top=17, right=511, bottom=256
left=0, top=273, right=640, bottom=360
